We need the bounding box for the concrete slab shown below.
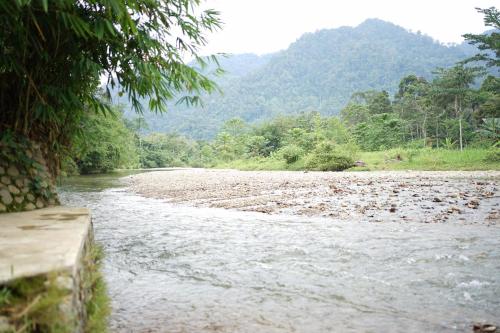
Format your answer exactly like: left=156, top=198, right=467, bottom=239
left=0, top=206, right=91, bottom=283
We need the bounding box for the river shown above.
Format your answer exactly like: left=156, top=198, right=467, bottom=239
left=59, top=172, right=500, bottom=332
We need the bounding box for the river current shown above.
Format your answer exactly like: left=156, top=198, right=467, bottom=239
left=59, top=173, right=500, bottom=333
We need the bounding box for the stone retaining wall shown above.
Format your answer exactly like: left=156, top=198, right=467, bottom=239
left=0, top=133, right=59, bottom=213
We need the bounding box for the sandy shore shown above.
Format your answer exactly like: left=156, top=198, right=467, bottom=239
left=126, top=169, right=500, bottom=225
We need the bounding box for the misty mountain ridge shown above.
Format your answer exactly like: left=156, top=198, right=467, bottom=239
left=118, top=18, right=481, bottom=139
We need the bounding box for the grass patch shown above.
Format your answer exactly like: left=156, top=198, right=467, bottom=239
left=215, top=148, right=499, bottom=172
left=216, top=157, right=307, bottom=171
left=351, top=148, right=499, bottom=171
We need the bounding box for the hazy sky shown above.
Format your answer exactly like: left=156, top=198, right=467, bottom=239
left=200, top=0, right=497, bottom=55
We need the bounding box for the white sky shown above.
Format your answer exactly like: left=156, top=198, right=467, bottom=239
left=200, top=0, right=498, bottom=55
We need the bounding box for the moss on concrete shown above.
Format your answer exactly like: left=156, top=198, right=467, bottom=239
left=0, top=274, right=73, bottom=332
left=0, top=244, right=110, bottom=332
left=83, top=245, right=110, bottom=333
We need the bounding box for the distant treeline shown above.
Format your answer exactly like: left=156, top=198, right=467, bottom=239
left=64, top=7, right=499, bottom=174
left=64, top=66, right=499, bottom=174
left=114, top=19, right=493, bottom=139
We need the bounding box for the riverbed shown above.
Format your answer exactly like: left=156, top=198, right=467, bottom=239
left=128, top=169, right=499, bottom=225
left=59, top=170, right=500, bottom=332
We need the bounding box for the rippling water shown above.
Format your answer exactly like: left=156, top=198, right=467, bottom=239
left=59, top=173, right=500, bottom=333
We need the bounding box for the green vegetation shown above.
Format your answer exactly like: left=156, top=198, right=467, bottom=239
left=304, top=142, right=356, bottom=171
left=116, top=19, right=482, bottom=139
left=463, top=7, right=500, bottom=68
left=0, top=275, right=72, bottom=332
left=84, top=245, right=110, bottom=333
left=352, top=148, right=498, bottom=171
left=0, top=131, right=59, bottom=212
left=0, top=244, right=109, bottom=333
left=58, top=7, right=498, bottom=175
left=219, top=148, right=498, bottom=172
left=74, top=60, right=497, bottom=173
left=137, top=133, right=211, bottom=169
left=1, top=0, right=221, bottom=177
left=63, top=104, right=140, bottom=175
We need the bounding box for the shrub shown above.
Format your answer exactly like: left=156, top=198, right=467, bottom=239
left=278, top=145, right=304, bottom=164
left=405, top=139, right=426, bottom=149
left=354, top=113, right=405, bottom=151
left=305, top=142, right=356, bottom=171
left=484, top=149, right=500, bottom=163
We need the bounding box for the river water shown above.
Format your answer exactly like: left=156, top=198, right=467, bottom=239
left=59, top=172, right=500, bottom=333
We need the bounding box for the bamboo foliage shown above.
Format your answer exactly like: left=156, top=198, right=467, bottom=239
left=0, top=0, right=221, bottom=174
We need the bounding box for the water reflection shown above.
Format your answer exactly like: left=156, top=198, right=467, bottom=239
left=59, top=174, right=500, bottom=333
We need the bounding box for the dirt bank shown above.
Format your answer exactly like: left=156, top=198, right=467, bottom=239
left=126, top=169, right=500, bottom=225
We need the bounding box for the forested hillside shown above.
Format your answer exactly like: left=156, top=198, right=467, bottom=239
left=65, top=7, right=499, bottom=175
left=120, top=19, right=478, bottom=139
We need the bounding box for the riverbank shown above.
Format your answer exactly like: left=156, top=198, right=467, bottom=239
left=216, top=148, right=499, bottom=172
left=126, top=169, right=499, bottom=225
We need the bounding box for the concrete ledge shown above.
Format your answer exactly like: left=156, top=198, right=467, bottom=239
left=0, top=207, right=99, bottom=332
left=0, top=207, right=91, bottom=283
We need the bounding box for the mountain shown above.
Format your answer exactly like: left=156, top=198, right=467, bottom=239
left=120, top=19, right=477, bottom=139
left=212, top=53, right=274, bottom=80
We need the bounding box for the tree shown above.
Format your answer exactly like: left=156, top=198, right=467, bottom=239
left=354, top=113, right=406, bottom=151
left=125, top=116, right=149, bottom=151
left=0, top=0, right=221, bottom=175
left=340, top=103, right=370, bottom=127
left=348, top=90, right=392, bottom=115
left=394, top=75, right=432, bottom=145
left=368, top=90, right=392, bottom=115
left=125, top=117, right=150, bottom=134
left=463, top=7, right=499, bottom=69
left=475, top=76, right=500, bottom=120
left=477, top=118, right=500, bottom=146
left=245, top=136, right=268, bottom=157
left=432, top=65, right=483, bottom=150
left=221, top=118, right=249, bottom=138
left=70, top=106, right=139, bottom=174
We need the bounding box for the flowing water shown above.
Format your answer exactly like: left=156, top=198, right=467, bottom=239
left=59, top=172, right=500, bottom=333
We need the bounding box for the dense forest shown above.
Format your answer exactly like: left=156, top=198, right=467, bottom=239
left=64, top=8, right=499, bottom=175
left=67, top=69, right=499, bottom=173
left=114, top=19, right=486, bottom=139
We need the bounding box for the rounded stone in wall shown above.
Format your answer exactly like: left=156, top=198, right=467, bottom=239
left=24, top=203, right=36, bottom=211
left=0, top=137, right=59, bottom=213
left=15, top=179, right=24, bottom=188
left=8, top=185, right=20, bottom=195
left=0, top=189, right=13, bottom=205
left=7, top=166, right=19, bottom=177
left=1, top=176, right=11, bottom=185
left=35, top=198, right=45, bottom=209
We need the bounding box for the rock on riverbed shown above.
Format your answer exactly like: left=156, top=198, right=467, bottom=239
left=126, top=169, right=500, bottom=225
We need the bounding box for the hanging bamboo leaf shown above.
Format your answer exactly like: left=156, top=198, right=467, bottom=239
left=0, top=0, right=222, bottom=177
